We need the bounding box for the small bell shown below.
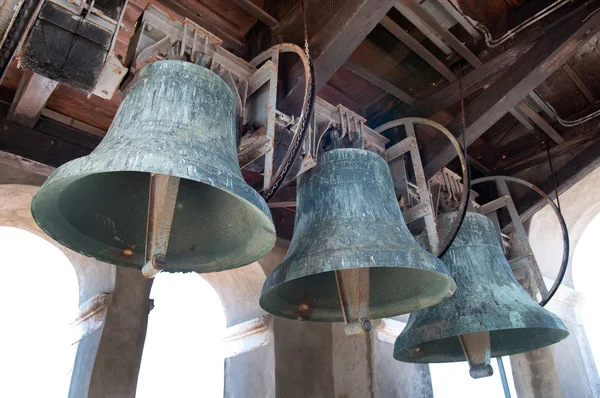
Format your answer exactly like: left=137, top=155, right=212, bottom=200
left=394, top=211, right=568, bottom=378
left=31, top=61, right=276, bottom=274
left=260, top=148, right=456, bottom=334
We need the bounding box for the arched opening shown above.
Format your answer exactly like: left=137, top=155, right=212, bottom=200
left=136, top=273, right=227, bottom=397
left=0, top=226, right=80, bottom=397
left=430, top=359, right=517, bottom=397
left=573, top=212, right=600, bottom=365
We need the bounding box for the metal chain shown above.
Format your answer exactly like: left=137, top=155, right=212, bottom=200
left=263, top=1, right=314, bottom=202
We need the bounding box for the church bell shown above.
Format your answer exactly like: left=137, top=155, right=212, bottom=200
left=31, top=61, right=276, bottom=274
left=394, top=211, right=568, bottom=378
left=260, top=148, right=456, bottom=333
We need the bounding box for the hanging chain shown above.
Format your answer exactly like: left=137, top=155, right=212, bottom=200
left=263, top=0, right=314, bottom=202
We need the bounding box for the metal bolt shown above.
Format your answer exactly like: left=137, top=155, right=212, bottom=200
left=361, top=319, right=372, bottom=333
left=122, top=248, right=134, bottom=256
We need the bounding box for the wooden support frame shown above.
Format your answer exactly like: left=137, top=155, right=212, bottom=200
left=422, top=2, right=600, bottom=179
left=516, top=102, right=564, bottom=144
left=231, top=0, right=278, bottom=28
left=277, top=0, right=397, bottom=111
left=380, top=16, right=456, bottom=82
left=395, top=0, right=482, bottom=67
left=8, top=71, right=58, bottom=128
left=344, top=61, right=415, bottom=105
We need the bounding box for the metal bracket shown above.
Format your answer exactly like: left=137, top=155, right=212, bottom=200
left=142, top=174, right=180, bottom=278
left=458, top=331, right=494, bottom=379
left=335, top=268, right=372, bottom=336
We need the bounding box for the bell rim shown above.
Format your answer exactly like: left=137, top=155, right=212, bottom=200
left=31, top=158, right=276, bottom=272
left=393, top=312, right=569, bottom=363
left=260, top=259, right=457, bottom=322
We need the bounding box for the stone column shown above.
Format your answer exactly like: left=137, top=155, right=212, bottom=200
left=510, top=281, right=598, bottom=398
left=82, top=267, right=153, bottom=398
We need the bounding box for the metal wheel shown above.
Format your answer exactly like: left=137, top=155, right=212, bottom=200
left=375, top=117, right=470, bottom=258
left=472, top=176, right=569, bottom=306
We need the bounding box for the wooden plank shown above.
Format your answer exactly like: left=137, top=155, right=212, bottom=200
left=395, top=0, right=482, bottom=67
left=392, top=1, right=452, bottom=56
left=344, top=61, right=415, bottom=104
left=230, top=0, right=278, bottom=28
left=508, top=108, right=535, bottom=131
left=422, top=2, right=600, bottom=179
left=7, top=71, right=58, bottom=128
left=407, top=42, right=533, bottom=117
left=513, top=135, right=600, bottom=229
left=155, top=0, right=244, bottom=52
left=516, top=102, right=564, bottom=144
left=562, top=63, right=596, bottom=104
left=278, top=0, right=397, bottom=112
left=435, top=0, right=479, bottom=37
left=380, top=16, right=456, bottom=82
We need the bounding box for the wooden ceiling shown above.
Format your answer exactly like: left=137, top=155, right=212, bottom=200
left=2, top=0, right=600, bottom=229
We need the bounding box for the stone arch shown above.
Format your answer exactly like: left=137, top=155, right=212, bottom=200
left=0, top=184, right=116, bottom=302
left=529, top=167, right=600, bottom=288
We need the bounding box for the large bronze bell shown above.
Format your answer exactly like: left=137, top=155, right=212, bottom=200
left=31, top=61, right=276, bottom=273
left=394, top=211, right=568, bottom=378
left=260, top=148, right=456, bottom=332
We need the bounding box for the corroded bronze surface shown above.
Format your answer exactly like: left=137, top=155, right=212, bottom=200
left=394, top=211, right=568, bottom=363
left=31, top=61, right=275, bottom=273
left=260, top=148, right=456, bottom=322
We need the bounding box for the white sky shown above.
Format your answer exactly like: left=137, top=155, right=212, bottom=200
left=136, top=272, right=226, bottom=398
left=0, top=226, right=79, bottom=398
left=573, top=212, right=600, bottom=365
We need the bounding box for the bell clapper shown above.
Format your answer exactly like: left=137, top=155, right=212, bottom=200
left=143, top=173, right=181, bottom=279
left=335, top=268, right=371, bottom=336
left=458, top=331, right=494, bottom=379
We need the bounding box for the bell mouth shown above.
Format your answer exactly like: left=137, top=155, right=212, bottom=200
left=260, top=265, right=456, bottom=322
left=393, top=325, right=569, bottom=363
left=32, top=170, right=276, bottom=273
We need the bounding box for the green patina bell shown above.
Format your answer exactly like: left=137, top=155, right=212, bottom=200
left=260, top=148, right=456, bottom=332
left=31, top=61, right=275, bottom=273
left=394, top=211, right=568, bottom=378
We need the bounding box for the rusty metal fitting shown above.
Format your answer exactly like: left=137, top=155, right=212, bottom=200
left=142, top=255, right=167, bottom=278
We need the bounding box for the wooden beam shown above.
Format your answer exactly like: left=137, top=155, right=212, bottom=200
left=278, top=0, right=396, bottom=112
left=392, top=1, right=452, bottom=56
left=7, top=72, right=58, bottom=128
left=380, top=16, right=456, bottom=82
left=516, top=102, right=564, bottom=144
left=231, top=0, right=278, bottom=28
left=508, top=108, right=535, bottom=131
left=408, top=42, right=534, bottom=117
left=562, top=63, right=596, bottom=104
left=395, top=0, right=482, bottom=67
left=155, top=0, right=244, bottom=52
left=422, top=2, right=600, bottom=179
left=514, top=135, right=600, bottom=226
left=344, top=61, right=415, bottom=104
left=435, top=0, right=479, bottom=37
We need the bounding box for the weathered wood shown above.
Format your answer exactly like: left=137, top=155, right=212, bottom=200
left=0, top=102, right=98, bottom=167
left=8, top=71, right=58, bottom=128
left=435, top=0, right=479, bottom=37
left=380, top=16, right=456, bottom=82
left=562, top=63, right=596, bottom=104
left=508, top=108, right=534, bottom=131
left=392, top=0, right=452, bottom=56
left=422, top=3, right=600, bottom=179
left=230, top=0, right=278, bottom=28
left=395, top=0, right=482, bottom=67
left=344, top=61, right=415, bottom=105
left=513, top=135, right=600, bottom=227
left=408, top=42, right=533, bottom=117
left=278, top=0, right=396, bottom=112
left=155, top=0, right=244, bottom=52
left=516, top=102, right=564, bottom=144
